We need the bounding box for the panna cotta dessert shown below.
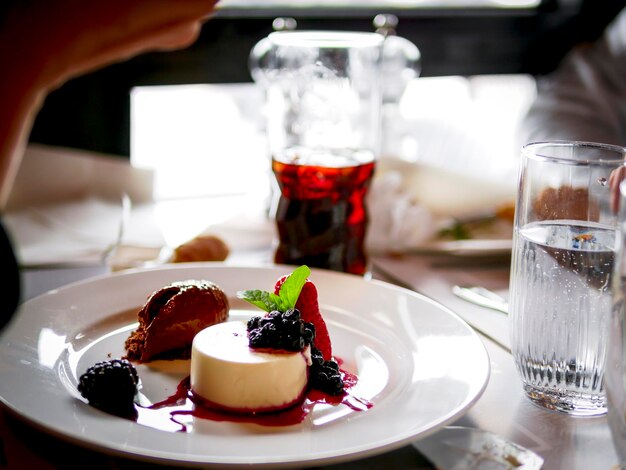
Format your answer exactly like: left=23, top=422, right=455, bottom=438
left=190, top=321, right=311, bottom=412
left=189, top=265, right=344, bottom=414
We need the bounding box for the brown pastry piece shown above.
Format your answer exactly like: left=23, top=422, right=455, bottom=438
left=125, top=280, right=229, bottom=362
left=171, top=234, right=229, bottom=263
left=495, top=201, right=516, bottom=223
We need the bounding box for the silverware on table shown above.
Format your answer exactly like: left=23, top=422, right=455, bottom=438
left=102, top=192, right=131, bottom=264
left=452, top=285, right=509, bottom=315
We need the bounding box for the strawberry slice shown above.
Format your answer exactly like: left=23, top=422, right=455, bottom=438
left=275, top=275, right=332, bottom=360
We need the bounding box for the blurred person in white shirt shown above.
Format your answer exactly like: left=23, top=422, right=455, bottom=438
left=521, top=7, right=626, bottom=147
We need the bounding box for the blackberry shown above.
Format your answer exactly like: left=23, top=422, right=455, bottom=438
left=309, top=347, right=344, bottom=395
left=303, top=322, right=315, bottom=345
left=247, top=308, right=315, bottom=351
left=78, top=359, right=139, bottom=417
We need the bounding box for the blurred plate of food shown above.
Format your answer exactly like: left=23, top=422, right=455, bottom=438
left=367, top=159, right=515, bottom=257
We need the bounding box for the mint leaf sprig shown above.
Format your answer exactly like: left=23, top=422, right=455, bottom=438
left=237, top=265, right=310, bottom=313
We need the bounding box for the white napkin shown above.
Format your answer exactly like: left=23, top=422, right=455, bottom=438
left=3, top=144, right=169, bottom=268
left=4, top=197, right=129, bottom=267
left=366, top=158, right=516, bottom=254
left=367, top=171, right=437, bottom=252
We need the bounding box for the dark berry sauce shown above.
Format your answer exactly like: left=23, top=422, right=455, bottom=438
left=133, top=366, right=371, bottom=433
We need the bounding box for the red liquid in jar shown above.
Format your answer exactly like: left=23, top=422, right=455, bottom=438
left=272, top=152, right=375, bottom=276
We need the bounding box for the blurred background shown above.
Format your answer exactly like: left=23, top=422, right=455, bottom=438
left=28, top=0, right=626, bottom=159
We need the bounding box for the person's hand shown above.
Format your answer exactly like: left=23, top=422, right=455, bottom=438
left=610, top=165, right=626, bottom=213
left=3, top=0, right=219, bottom=91
left=0, top=0, right=219, bottom=208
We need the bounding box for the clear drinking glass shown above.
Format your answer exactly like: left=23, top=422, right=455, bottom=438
left=608, top=177, right=626, bottom=466
left=509, top=141, right=626, bottom=416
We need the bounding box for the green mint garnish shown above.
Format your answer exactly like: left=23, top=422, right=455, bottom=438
left=277, top=265, right=309, bottom=309
left=236, top=289, right=283, bottom=312
left=237, top=265, right=311, bottom=313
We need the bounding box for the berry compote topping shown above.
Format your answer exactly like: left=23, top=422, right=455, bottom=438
left=247, top=308, right=315, bottom=351
left=309, top=347, right=344, bottom=395
left=246, top=308, right=345, bottom=395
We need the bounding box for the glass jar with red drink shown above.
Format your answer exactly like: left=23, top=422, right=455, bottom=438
left=252, top=31, right=384, bottom=275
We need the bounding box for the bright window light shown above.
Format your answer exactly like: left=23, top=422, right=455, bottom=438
left=130, top=84, right=270, bottom=202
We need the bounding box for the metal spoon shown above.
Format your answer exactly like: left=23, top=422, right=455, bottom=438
left=452, top=285, right=509, bottom=315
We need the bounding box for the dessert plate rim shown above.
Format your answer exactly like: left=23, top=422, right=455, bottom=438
left=0, top=262, right=490, bottom=468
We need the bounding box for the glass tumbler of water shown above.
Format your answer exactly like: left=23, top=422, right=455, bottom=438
left=509, top=141, right=626, bottom=416
left=249, top=31, right=384, bottom=276
left=608, top=178, right=626, bottom=466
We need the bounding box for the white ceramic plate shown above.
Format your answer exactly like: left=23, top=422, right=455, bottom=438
left=416, top=217, right=513, bottom=257
left=0, top=264, right=490, bottom=468
left=409, top=238, right=512, bottom=257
